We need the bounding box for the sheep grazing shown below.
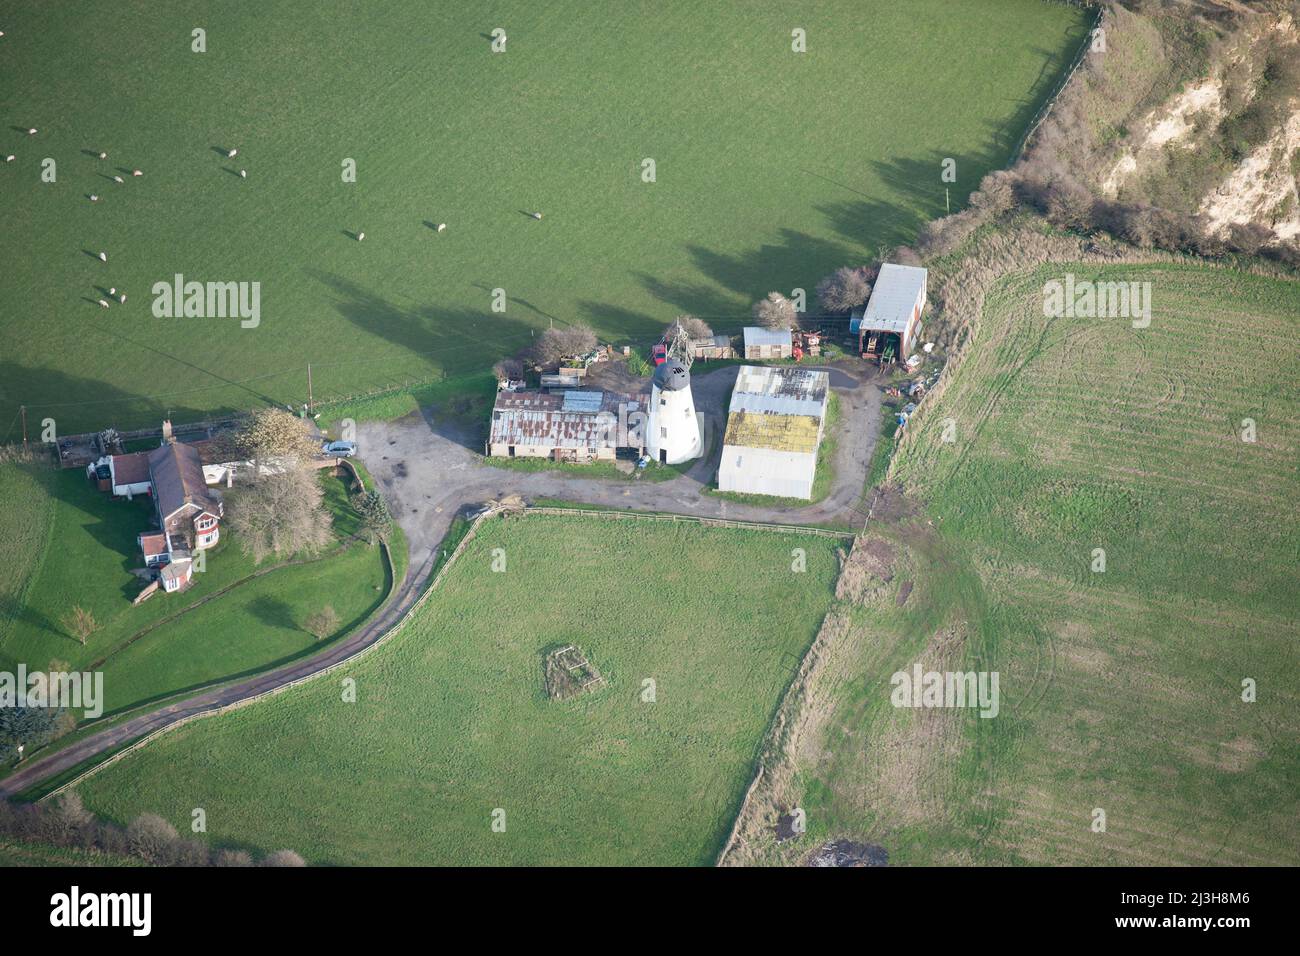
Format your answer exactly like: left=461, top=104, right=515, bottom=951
left=119, top=293, right=126, bottom=303
left=4, top=155, right=13, bottom=163
left=98, top=151, right=107, bottom=159
left=109, top=287, right=116, bottom=295
left=97, top=299, right=109, bottom=308
left=227, top=148, right=238, bottom=158
left=26, top=128, right=36, bottom=135
left=530, top=212, right=543, bottom=220
left=437, top=223, right=446, bottom=232
left=239, top=169, right=247, bottom=178
left=89, top=194, right=98, bottom=202
left=97, top=252, right=107, bottom=262
left=132, top=169, right=142, bottom=176
left=113, top=175, right=124, bottom=184
left=357, top=232, right=365, bottom=241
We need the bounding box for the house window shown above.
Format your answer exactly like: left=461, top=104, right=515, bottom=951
left=660, top=427, right=668, bottom=438
left=197, top=516, right=214, bottom=531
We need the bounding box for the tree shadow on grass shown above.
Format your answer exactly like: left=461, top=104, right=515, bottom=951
left=307, top=272, right=542, bottom=448
left=573, top=300, right=660, bottom=341
left=0, top=595, right=66, bottom=645
left=633, top=271, right=745, bottom=324
left=812, top=195, right=924, bottom=257
left=0, top=361, right=211, bottom=443
left=679, top=229, right=865, bottom=321
left=310, top=272, right=540, bottom=377
left=247, top=595, right=298, bottom=632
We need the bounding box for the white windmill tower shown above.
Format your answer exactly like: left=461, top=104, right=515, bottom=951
left=645, top=322, right=703, bottom=464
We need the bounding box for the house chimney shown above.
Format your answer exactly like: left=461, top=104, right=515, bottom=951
left=161, top=419, right=174, bottom=444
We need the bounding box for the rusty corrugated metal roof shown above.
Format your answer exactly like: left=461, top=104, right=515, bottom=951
left=723, top=410, right=821, bottom=454
left=489, top=388, right=645, bottom=448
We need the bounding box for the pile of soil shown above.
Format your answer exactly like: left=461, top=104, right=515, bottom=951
left=835, top=536, right=895, bottom=604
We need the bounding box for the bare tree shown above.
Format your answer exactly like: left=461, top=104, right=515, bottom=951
left=48, top=791, right=94, bottom=845
left=304, top=605, right=341, bottom=641
left=815, top=267, right=874, bottom=314
left=226, top=467, right=334, bottom=564
left=968, top=170, right=1018, bottom=217
left=891, top=245, right=924, bottom=267
left=232, top=408, right=320, bottom=478
left=492, top=357, right=524, bottom=382
left=752, top=292, right=796, bottom=330
left=214, top=849, right=255, bottom=867
left=60, top=606, right=96, bottom=645
left=523, top=324, right=597, bottom=369
left=1044, top=180, right=1095, bottom=231
left=262, top=849, right=307, bottom=867
left=127, top=813, right=181, bottom=865
left=664, top=315, right=712, bottom=340
left=1228, top=221, right=1275, bottom=256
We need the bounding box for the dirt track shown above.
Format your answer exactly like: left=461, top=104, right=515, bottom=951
left=362, top=362, right=883, bottom=570
left=0, top=362, right=882, bottom=800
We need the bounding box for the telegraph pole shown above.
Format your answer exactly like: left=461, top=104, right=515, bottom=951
left=307, top=364, right=314, bottom=414
left=19, top=405, right=27, bottom=449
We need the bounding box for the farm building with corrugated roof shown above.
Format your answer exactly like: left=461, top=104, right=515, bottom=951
left=718, top=365, right=830, bottom=500
left=486, top=388, right=648, bottom=462
left=742, top=326, right=793, bottom=360
left=853, top=262, right=927, bottom=363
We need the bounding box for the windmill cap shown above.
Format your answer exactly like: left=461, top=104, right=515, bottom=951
left=653, top=361, right=690, bottom=391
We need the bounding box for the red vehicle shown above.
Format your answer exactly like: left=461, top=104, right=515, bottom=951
left=651, top=342, right=668, bottom=365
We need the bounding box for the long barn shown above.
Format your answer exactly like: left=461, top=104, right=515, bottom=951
left=486, top=388, right=647, bottom=462
left=718, top=366, right=830, bottom=500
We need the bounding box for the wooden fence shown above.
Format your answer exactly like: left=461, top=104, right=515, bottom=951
left=1009, top=1, right=1105, bottom=163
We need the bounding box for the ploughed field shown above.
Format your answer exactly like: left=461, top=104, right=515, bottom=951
left=751, top=263, right=1300, bottom=865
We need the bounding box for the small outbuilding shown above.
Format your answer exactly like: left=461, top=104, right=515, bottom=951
left=691, top=334, right=734, bottom=360
left=743, top=326, right=793, bottom=360
left=159, top=558, right=194, bottom=593
left=109, top=452, right=152, bottom=497
left=854, top=262, right=926, bottom=363
left=138, top=532, right=170, bottom=568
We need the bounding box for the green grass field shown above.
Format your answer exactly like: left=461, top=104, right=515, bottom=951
left=75, top=515, right=841, bottom=864
left=749, top=262, right=1300, bottom=865
left=0, top=0, right=1090, bottom=434
left=0, top=465, right=389, bottom=717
